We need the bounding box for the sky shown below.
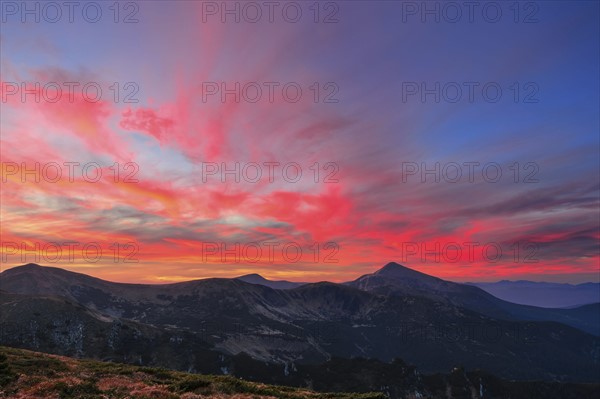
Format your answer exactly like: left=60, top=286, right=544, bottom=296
left=1, top=1, right=599, bottom=284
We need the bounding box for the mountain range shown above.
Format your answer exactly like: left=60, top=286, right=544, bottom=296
left=239, top=264, right=600, bottom=335
left=236, top=273, right=305, bottom=290
left=0, top=262, right=599, bottom=394
left=467, top=280, right=600, bottom=308
left=237, top=267, right=600, bottom=310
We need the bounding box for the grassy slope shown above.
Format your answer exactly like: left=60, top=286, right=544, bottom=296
left=0, top=346, right=385, bottom=399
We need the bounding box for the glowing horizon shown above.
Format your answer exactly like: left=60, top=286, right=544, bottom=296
left=1, top=1, right=599, bottom=284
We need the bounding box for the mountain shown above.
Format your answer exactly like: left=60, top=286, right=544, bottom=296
left=346, top=262, right=600, bottom=335
left=1, top=263, right=599, bottom=384
left=467, top=280, right=600, bottom=308
left=236, top=273, right=305, bottom=289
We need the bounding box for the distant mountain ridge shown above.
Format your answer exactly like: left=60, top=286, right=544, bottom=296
left=467, top=280, right=600, bottom=308
left=236, top=273, right=305, bottom=289
left=1, top=262, right=599, bottom=383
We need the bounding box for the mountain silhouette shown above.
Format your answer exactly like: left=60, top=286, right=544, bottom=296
left=347, top=263, right=600, bottom=335
left=236, top=273, right=305, bottom=290
left=468, top=280, right=600, bottom=308
left=1, top=263, right=599, bottom=383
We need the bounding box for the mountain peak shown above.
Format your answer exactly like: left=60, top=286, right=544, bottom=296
left=236, top=273, right=268, bottom=283
left=371, top=262, right=446, bottom=284
left=21, top=263, right=43, bottom=268
left=2, top=263, right=44, bottom=275
left=375, top=262, right=415, bottom=276
left=381, top=261, right=405, bottom=270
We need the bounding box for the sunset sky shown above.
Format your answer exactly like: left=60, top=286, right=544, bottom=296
left=1, top=1, right=599, bottom=283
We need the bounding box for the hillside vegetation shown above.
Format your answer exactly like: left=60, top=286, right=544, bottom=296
left=0, top=346, right=384, bottom=399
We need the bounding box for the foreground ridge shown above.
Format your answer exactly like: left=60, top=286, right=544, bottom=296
left=0, top=346, right=384, bottom=399
left=1, top=346, right=599, bottom=399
